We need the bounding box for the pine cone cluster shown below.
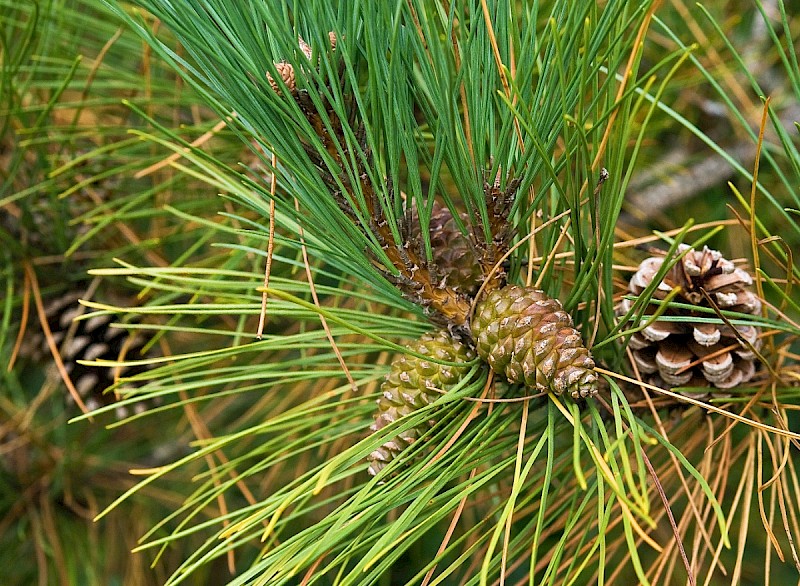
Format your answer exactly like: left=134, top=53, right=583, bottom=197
left=617, top=244, right=762, bottom=390
left=471, top=285, right=598, bottom=399
left=265, top=38, right=601, bottom=472
left=368, top=330, right=475, bottom=476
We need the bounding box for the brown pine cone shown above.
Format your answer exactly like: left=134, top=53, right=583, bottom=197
left=617, top=244, right=762, bottom=391
left=410, top=201, right=483, bottom=296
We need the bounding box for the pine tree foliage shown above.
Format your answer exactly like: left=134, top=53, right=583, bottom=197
left=88, top=0, right=800, bottom=584
left=91, top=2, right=681, bottom=583
left=4, top=0, right=799, bottom=584
left=1, top=1, right=280, bottom=582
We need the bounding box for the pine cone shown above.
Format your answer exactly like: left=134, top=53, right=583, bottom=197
left=471, top=285, right=597, bottom=399
left=410, top=202, right=483, bottom=295
left=368, top=330, right=475, bottom=476
left=2, top=197, right=84, bottom=259
left=617, top=244, right=762, bottom=391
left=266, top=32, right=338, bottom=95
left=267, top=61, right=296, bottom=94
left=19, top=292, right=156, bottom=417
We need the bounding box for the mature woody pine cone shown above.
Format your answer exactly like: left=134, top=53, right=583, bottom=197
left=368, top=330, right=475, bottom=476
left=617, top=244, right=762, bottom=390
left=410, top=202, right=483, bottom=296
left=471, top=285, right=597, bottom=399
left=19, top=292, right=156, bottom=417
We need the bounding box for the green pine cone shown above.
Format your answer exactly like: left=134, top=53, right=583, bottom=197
left=368, top=330, right=475, bottom=476
left=471, top=285, right=597, bottom=399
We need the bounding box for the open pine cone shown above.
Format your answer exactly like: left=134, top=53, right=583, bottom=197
left=617, top=244, right=763, bottom=391
left=19, top=292, right=157, bottom=417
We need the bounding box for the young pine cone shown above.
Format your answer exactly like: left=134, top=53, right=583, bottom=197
left=410, top=202, right=483, bottom=296
left=368, top=330, right=475, bottom=476
left=266, top=32, right=338, bottom=95
left=471, top=285, right=598, bottom=399
left=617, top=244, right=762, bottom=390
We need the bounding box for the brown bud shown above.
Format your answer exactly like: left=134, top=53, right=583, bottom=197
left=267, top=61, right=296, bottom=94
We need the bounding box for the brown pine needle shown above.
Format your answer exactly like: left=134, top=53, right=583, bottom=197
left=779, top=458, right=800, bottom=572
left=592, top=0, right=661, bottom=172
left=750, top=98, right=770, bottom=334
left=598, top=388, right=722, bottom=563
left=300, top=554, right=326, bottom=586
left=421, top=466, right=480, bottom=586
left=480, top=0, right=523, bottom=148
left=704, top=383, right=769, bottom=455
left=7, top=269, right=31, bottom=372
left=23, top=263, right=92, bottom=417
left=424, top=376, right=493, bottom=472
left=71, top=27, right=124, bottom=128
left=423, top=377, right=496, bottom=585
left=257, top=151, right=278, bottom=340
left=134, top=115, right=233, bottom=178
left=294, top=198, right=357, bottom=393
left=550, top=395, right=662, bottom=550
left=642, top=447, right=696, bottom=586
left=177, top=385, right=260, bottom=574
left=533, top=219, right=572, bottom=289
left=597, top=368, right=800, bottom=441
left=770, top=434, right=800, bottom=571
left=471, top=207, right=573, bottom=320
left=501, top=398, right=531, bottom=586
left=540, top=219, right=743, bottom=267
left=180, top=390, right=235, bottom=572
left=756, top=431, right=786, bottom=562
